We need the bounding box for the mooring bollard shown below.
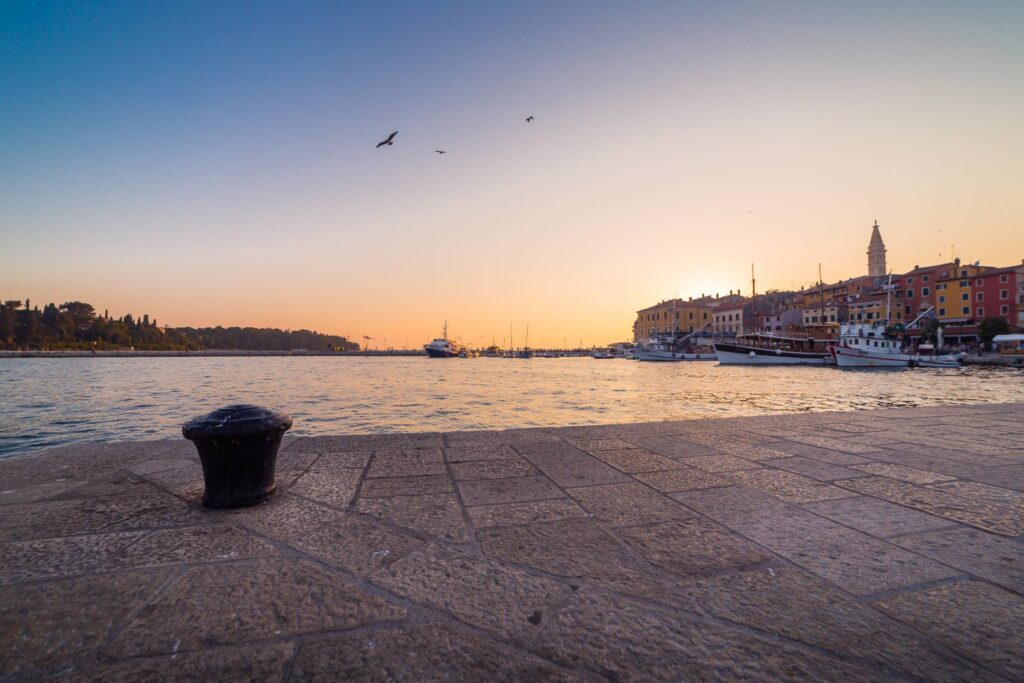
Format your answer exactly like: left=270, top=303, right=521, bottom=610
left=181, top=404, right=293, bottom=509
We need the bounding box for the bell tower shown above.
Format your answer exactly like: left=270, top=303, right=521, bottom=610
left=867, top=220, right=886, bottom=277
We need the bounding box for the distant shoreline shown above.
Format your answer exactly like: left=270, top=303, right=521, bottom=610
left=0, top=349, right=425, bottom=358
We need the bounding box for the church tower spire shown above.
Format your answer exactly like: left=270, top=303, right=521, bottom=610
left=867, top=220, right=887, bottom=277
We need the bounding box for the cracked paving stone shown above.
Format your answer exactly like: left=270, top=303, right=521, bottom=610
left=617, top=519, right=772, bottom=574
left=290, top=622, right=583, bottom=682
left=106, top=558, right=405, bottom=658
left=371, top=548, right=572, bottom=642
left=874, top=580, right=1024, bottom=680
left=356, top=493, right=470, bottom=543
left=0, top=570, right=171, bottom=678
left=567, top=482, right=694, bottom=526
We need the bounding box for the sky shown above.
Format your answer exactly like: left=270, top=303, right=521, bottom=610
left=2, top=1, right=1023, bottom=347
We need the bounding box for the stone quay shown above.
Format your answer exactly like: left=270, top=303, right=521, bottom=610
left=2, top=403, right=1023, bottom=680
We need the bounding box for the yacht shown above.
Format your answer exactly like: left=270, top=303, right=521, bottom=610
left=423, top=322, right=461, bottom=358
left=635, top=334, right=716, bottom=361
left=714, top=333, right=835, bottom=366
left=832, top=322, right=912, bottom=368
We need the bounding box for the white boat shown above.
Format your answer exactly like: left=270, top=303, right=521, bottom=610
left=592, top=349, right=615, bottom=359
left=832, top=322, right=912, bottom=368
left=636, top=328, right=717, bottom=362
left=424, top=321, right=462, bottom=358
left=714, top=334, right=834, bottom=366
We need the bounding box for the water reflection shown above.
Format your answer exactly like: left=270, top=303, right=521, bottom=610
left=1, top=357, right=1021, bottom=456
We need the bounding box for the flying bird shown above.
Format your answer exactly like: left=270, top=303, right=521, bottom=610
left=376, top=131, right=398, bottom=148
left=526, top=116, right=534, bottom=122
left=435, top=150, right=446, bottom=155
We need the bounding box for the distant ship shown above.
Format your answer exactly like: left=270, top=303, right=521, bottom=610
left=423, top=321, right=461, bottom=358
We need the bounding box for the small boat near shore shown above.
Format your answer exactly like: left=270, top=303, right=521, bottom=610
left=424, top=321, right=461, bottom=358
left=714, top=334, right=834, bottom=366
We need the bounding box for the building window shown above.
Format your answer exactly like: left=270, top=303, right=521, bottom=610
left=1000, top=274, right=1009, bottom=283
left=1002, top=305, right=1010, bottom=315
left=976, top=278, right=983, bottom=286
left=938, top=295, right=945, bottom=303
left=960, top=280, right=969, bottom=287
left=938, top=308, right=946, bottom=316
left=977, top=307, right=985, bottom=317
left=922, top=287, right=930, bottom=296
left=904, top=305, right=911, bottom=314
left=961, top=293, right=969, bottom=301
left=907, top=289, right=914, bottom=298
left=906, top=277, right=914, bottom=284
left=962, top=307, right=970, bottom=315
left=937, top=283, right=946, bottom=291
left=1000, top=289, right=1009, bottom=300
left=976, top=292, right=984, bottom=302
left=960, top=270, right=968, bottom=277
left=923, top=275, right=929, bottom=282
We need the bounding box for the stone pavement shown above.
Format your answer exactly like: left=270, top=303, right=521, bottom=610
left=2, top=403, right=1024, bottom=681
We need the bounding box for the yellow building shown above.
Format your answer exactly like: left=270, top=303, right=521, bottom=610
left=935, top=275, right=974, bottom=323
left=634, top=298, right=713, bottom=340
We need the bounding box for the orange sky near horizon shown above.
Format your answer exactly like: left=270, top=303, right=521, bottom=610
left=2, top=2, right=1023, bottom=347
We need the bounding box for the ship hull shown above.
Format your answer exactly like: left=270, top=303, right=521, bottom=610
left=425, top=348, right=458, bottom=358
left=636, top=349, right=717, bottom=361
left=714, top=343, right=833, bottom=366
left=833, top=346, right=911, bottom=368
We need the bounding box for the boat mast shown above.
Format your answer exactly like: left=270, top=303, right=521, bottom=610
left=818, top=263, right=824, bottom=332
left=524, top=323, right=530, bottom=350
left=443, top=320, right=448, bottom=341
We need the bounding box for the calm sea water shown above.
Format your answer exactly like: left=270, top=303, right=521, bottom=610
left=1, top=356, right=1022, bottom=457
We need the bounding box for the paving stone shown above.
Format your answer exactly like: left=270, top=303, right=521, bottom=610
left=116, top=525, right=278, bottom=569
left=366, top=450, right=445, bottom=477
left=308, top=450, right=373, bottom=469
left=356, top=493, right=470, bottom=542
left=449, top=458, right=536, bottom=480
left=670, top=485, right=791, bottom=527
left=625, top=434, right=724, bottom=458
left=849, top=462, right=956, bottom=484
left=617, top=519, right=771, bottom=574
left=588, top=448, right=689, bottom=473
left=466, top=498, right=590, bottom=529
left=0, top=477, right=94, bottom=505
left=0, top=492, right=206, bottom=541
left=534, top=587, right=875, bottom=682
left=765, top=441, right=873, bottom=464
left=728, top=468, right=855, bottom=503
left=290, top=468, right=363, bottom=506
left=372, top=548, right=572, bottom=641
left=633, top=468, right=731, bottom=493
left=712, top=442, right=797, bottom=461
left=512, top=440, right=577, bottom=455
left=225, top=492, right=346, bottom=537
left=892, top=526, right=1024, bottom=595
left=802, top=495, right=956, bottom=538
left=443, top=444, right=520, bottom=462
left=683, top=454, right=760, bottom=472
left=928, top=480, right=1024, bottom=507
left=275, top=449, right=321, bottom=471
left=874, top=581, right=1024, bottom=680
left=457, top=476, right=565, bottom=506
left=528, top=456, right=632, bottom=488
left=77, top=643, right=296, bottom=682
left=567, top=482, right=694, bottom=526
left=290, top=623, right=582, bottom=682
left=359, top=475, right=452, bottom=498
left=965, top=463, right=1024, bottom=492
left=839, top=476, right=1024, bottom=536
left=0, top=570, right=169, bottom=677
left=675, top=566, right=986, bottom=680
left=106, top=559, right=405, bottom=658
left=479, top=518, right=666, bottom=600
left=570, top=437, right=637, bottom=452
left=0, top=530, right=145, bottom=584
left=765, top=456, right=867, bottom=481
left=291, top=514, right=423, bottom=576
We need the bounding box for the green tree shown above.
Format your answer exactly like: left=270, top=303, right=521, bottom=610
left=979, top=317, right=1010, bottom=346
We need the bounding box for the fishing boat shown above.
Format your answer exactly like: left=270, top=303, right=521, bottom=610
left=832, top=322, right=913, bottom=368
left=714, top=334, right=835, bottom=366
left=423, top=321, right=461, bottom=358
left=635, top=330, right=717, bottom=361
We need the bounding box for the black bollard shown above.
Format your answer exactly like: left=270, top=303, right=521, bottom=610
left=181, top=404, right=293, bottom=509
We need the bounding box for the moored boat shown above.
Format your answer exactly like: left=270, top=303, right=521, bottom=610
left=424, top=321, right=462, bottom=358
left=714, top=334, right=834, bottom=366
left=832, top=321, right=912, bottom=368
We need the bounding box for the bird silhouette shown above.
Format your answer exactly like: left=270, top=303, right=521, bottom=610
left=376, top=131, right=398, bottom=148
left=435, top=150, right=446, bottom=155
left=526, top=116, right=534, bottom=122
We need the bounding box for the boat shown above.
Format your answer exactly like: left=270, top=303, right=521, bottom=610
left=636, top=327, right=717, bottom=362
left=423, top=321, right=461, bottom=358
left=832, top=321, right=913, bottom=368
left=592, top=348, right=615, bottom=359
left=714, top=334, right=835, bottom=366
left=517, top=324, right=533, bottom=358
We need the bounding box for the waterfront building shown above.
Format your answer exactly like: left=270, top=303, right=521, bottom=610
left=633, top=298, right=714, bottom=340
left=712, top=303, right=746, bottom=336
left=972, top=262, right=1024, bottom=329
left=801, top=302, right=846, bottom=328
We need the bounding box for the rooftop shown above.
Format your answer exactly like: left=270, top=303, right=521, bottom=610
left=2, top=404, right=1023, bottom=680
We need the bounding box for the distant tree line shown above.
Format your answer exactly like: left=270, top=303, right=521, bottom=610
left=0, top=299, right=359, bottom=351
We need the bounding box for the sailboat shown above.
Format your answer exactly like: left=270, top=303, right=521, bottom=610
left=517, top=323, right=534, bottom=358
